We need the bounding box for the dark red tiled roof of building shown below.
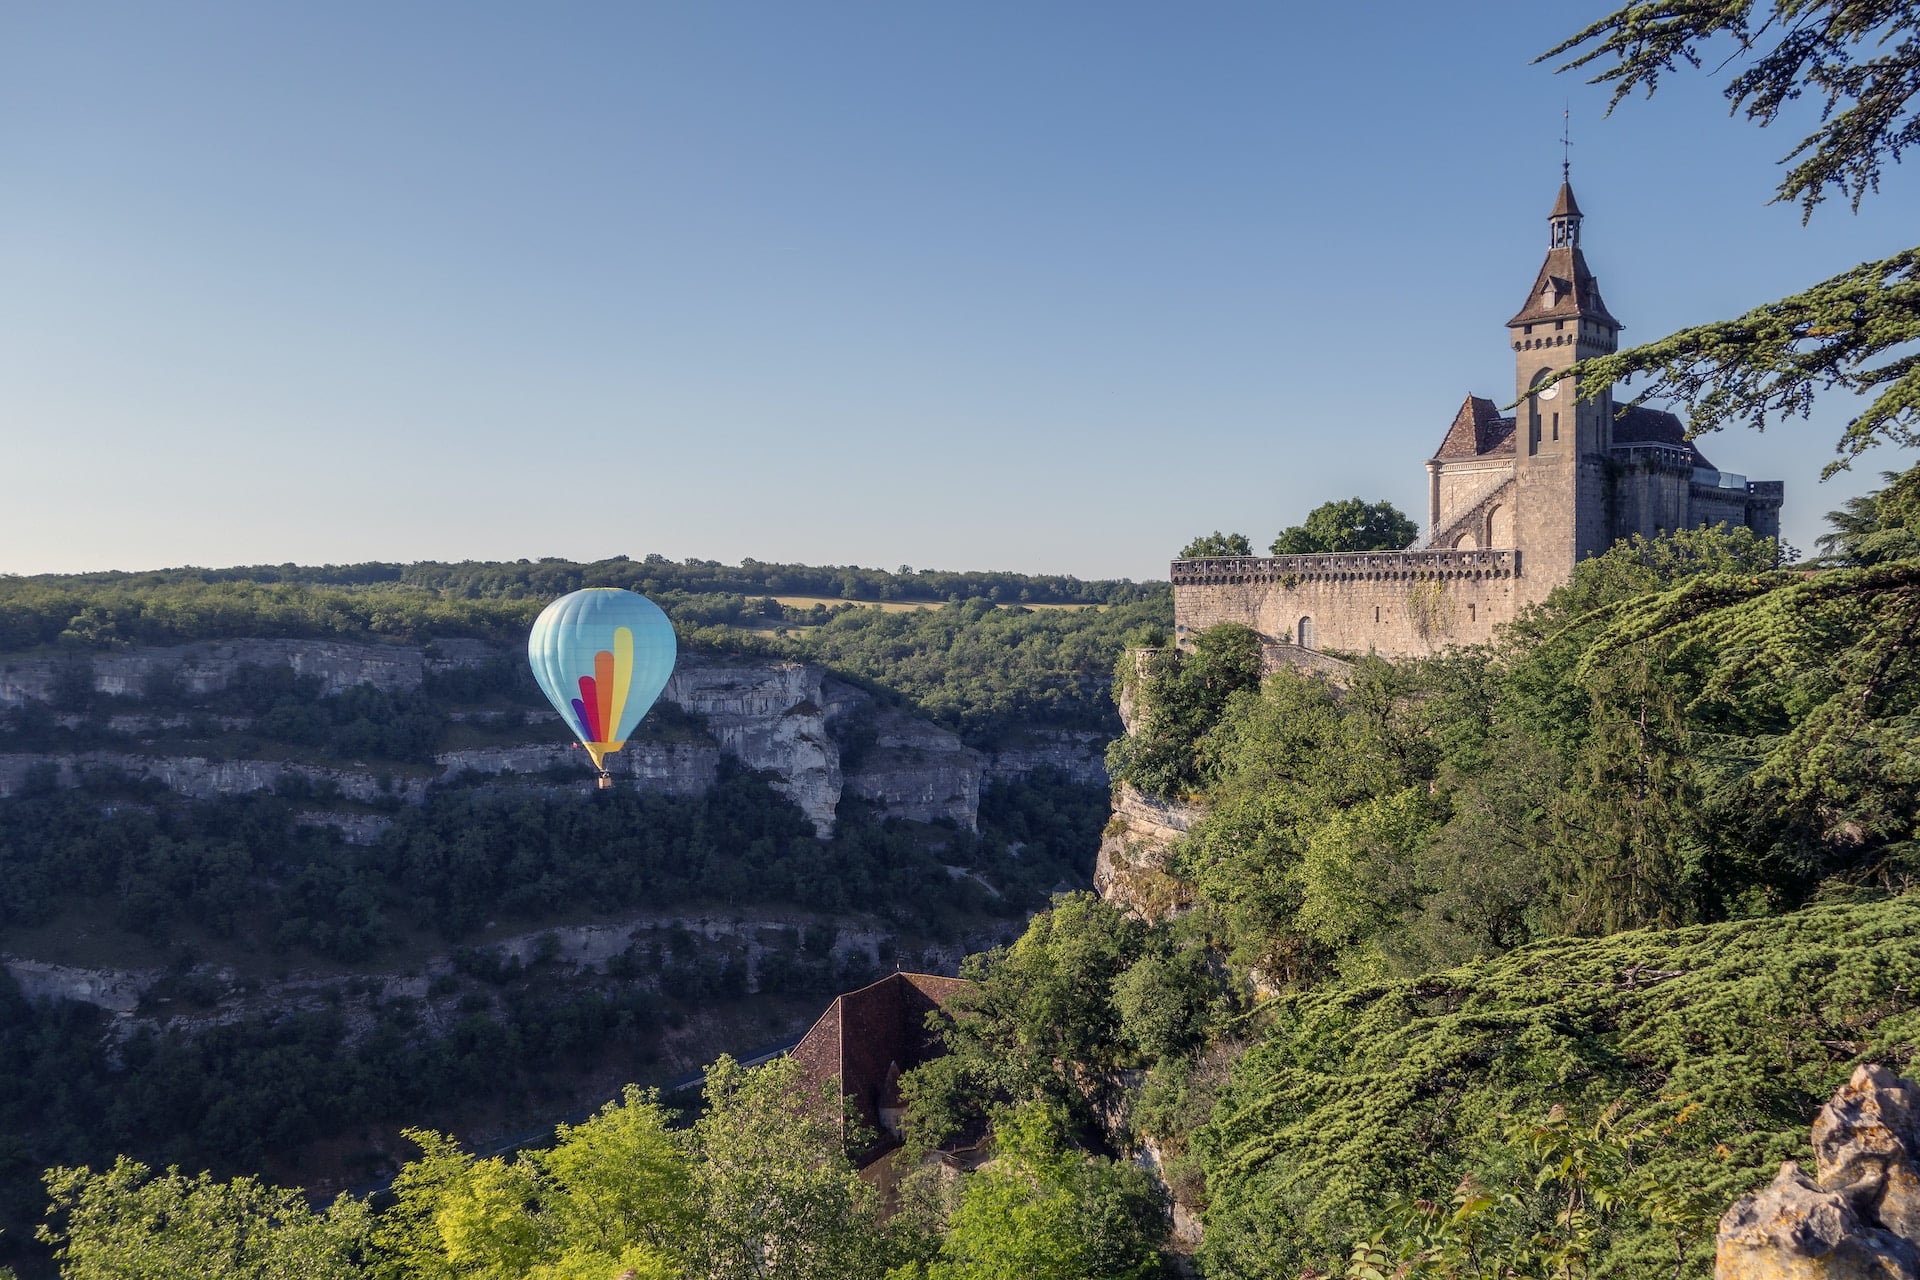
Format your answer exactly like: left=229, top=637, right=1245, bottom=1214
left=1434, top=395, right=1516, bottom=460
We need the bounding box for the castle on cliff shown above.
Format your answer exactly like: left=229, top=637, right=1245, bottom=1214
left=1172, top=175, right=1783, bottom=659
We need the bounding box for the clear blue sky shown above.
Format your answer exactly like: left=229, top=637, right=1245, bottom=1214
left=3, top=2, right=1913, bottom=579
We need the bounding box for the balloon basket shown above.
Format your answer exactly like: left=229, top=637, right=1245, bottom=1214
left=596, top=771, right=613, bottom=790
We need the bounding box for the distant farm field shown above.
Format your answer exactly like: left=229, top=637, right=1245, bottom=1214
left=768, top=595, right=1098, bottom=613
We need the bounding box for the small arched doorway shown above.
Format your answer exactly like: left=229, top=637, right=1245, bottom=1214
left=1297, top=616, right=1316, bottom=650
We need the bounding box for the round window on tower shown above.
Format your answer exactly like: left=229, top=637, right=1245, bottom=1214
left=1530, top=367, right=1560, bottom=401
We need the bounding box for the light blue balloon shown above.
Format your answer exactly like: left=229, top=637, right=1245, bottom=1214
left=527, top=588, right=677, bottom=773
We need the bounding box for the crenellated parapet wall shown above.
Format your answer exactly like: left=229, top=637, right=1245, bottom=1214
left=1172, top=549, right=1523, bottom=659
left=1171, top=548, right=1519, bottom=586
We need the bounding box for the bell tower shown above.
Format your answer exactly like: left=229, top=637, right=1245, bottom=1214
left=1506, top=176, right=1623, bottom=602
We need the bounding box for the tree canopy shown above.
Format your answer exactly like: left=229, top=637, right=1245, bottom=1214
left=1178, top=532, right=1253, bottom=560
left=1270, top=499, right=1418, bottom=556
left=1819, top=462, right=1920, bottom=562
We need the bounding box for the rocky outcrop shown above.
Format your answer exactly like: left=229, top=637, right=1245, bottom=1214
left=1116, top=649, right=1155, bottom=736
left=421, top=638, right=498, bottom=671
left=1135, top=1133, right=1205, bottom=1249
left=2, top=910, right=1020, bottom=1050
left=1095, top=784, right=1201, bottom=921
left=0, top=751, right=433, bottom=804
left=294, top=810, right=395, bottom=844
left=436, top=739, right=722, bottom=797
left=1718, top=1065, right=1920, bottom=1280
left=4, top=958, right=153, bottom=1015
left=0, top=738, right=726, bottom=815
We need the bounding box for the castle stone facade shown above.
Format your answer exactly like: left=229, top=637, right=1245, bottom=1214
left=1173, top=177, right=1783, bottom=659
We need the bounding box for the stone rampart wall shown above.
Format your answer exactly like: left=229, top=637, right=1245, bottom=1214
left=1172, top=550, right=1520, bottom=658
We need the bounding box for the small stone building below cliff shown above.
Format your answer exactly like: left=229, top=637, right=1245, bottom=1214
left=1173, top=175, right=1783, bottom=660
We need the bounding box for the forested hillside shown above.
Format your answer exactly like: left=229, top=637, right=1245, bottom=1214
left=896, top=461, right=1920, bottom=1278
left=7, top=472, right=1918, bottom=1279
left=0, top=558, right=1166, bottom=1277
left=0, top=558, right=1167, bottom=747
left=10, top=464, right=1912, bottom=1279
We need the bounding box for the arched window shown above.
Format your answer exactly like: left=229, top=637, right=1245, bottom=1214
left=1297, top=616, right=1316, bottom=650
left=1453, top=530, right=1478, bottom=550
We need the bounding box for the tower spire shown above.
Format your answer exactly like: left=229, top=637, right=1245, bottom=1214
left=1549, top=113, right=1582, bottom=250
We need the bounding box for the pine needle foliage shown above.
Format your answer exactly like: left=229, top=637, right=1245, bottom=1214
left=1579, top=558, right=1920, bottom=859
left=1193, top=894, right=1920, bottom=1280
left=1818, top=462, right=1920, bottom=562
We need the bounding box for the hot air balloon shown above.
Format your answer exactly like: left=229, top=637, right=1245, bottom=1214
left=527, top=588, right=677, bottom=788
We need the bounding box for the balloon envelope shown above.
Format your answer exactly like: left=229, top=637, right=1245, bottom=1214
left=527, top=589, right=677, bottom=773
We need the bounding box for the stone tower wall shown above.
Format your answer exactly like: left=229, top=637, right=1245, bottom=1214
left=1609, top=446, right=1695, bottom=541
left=1746, top=482, right=1784, bottom=542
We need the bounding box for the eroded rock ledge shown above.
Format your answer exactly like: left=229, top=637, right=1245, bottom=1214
left=1094, top=784, right=1201, bottom=922
left=1720, top=1064, right=1920, bottom=1280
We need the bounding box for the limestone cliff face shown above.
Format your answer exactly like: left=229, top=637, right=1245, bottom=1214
left=982, top=730, right=1110, bottom=788
left=666, top=659, right=843, bottom=835
left=1094, top=784, right=1201, bottom=921
left=0, top=640, right=1085, bottom=839
left=438, top=739, right=722, bottom=797
left=4, top=958, right=151, bottom=1015
left=0, top=739, right=722, bottom=831
left=841, top=704, right=982, bottom=831
left=295, top=811, right=395, bottom=844
left=0, top=639, right=425, bottom=705
left=0, top=751, right=434, bottom=806
left=2, top=909, right=1021, bottom=1056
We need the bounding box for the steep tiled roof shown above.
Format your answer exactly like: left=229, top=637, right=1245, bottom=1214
left=790, top=972, right=973, bottom=1160
left=1551, top=179, right=1582, bottom=219
left=1434, top=395, right=1517, bottom=460
left=1614, top=403, right=1714, bottom=468
left=1508, top=246, right=1619, bottom=327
